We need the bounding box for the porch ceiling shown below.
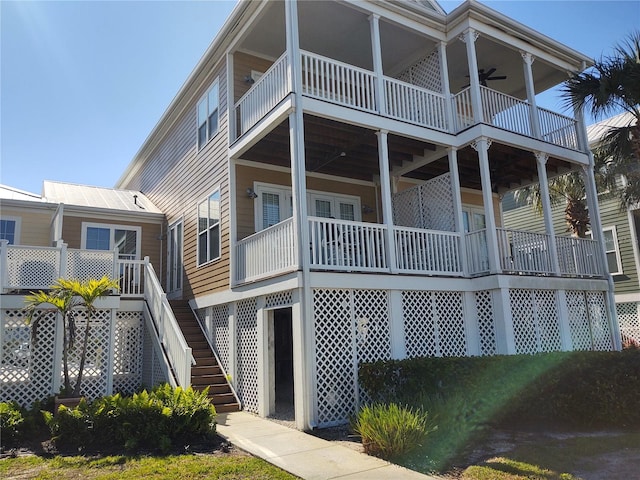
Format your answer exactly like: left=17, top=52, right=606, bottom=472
left=240, top=115, right=574, bottom=193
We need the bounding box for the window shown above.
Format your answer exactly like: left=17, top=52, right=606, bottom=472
left=462, top=206, right=486, bottom=232
left=308, top=192, right=360, bottom=221
left=589, top=226, right=623, bottom=275
left=197, top=80, right=219, bottom=149
left=198, top=190, right=221, bottom=265
left=0, top=217, right=20, bottom=244
left=167, top=220, right=183, bottom=293
left=82, top=223, right=141, bottom=259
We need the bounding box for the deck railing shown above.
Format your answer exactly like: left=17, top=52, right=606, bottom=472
left=301, top=50, right=377, bottom=113
left=395, top=226, right=463, bottom=275
left=309, top=217, right=388, bottom=272
left=235, top=217, right=297, bottom=284
left=556, top=236, right=602, bottom=277
left=497, top=228, right=553, bottom=274
left=384, top=77, right=448, bottom=131
left=452, top=87, right=475, bottom=131
left=235, top=52, right=290, bottom=136
left=465, top=229, right=490, bottom=276
left=480, top=86, right=533, bottom=136
left=538, top=107, right=579, bottom=150
left=143, top=261, right=195, bottom=388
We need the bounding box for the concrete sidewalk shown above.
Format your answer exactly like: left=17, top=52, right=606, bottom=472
left=216, top=411, right=439, bottom=480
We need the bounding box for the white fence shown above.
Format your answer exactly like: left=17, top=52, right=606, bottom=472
left=395, top=226, right=463, bottom=275
left=538, top=107, right=579, bottom=150
left=497, top=228, right=553, bottom=274
left=480, top=86, right=533, bottom=137
left=384, top=77, right=448, bottom=131
left=556, top=236, right=602, bottom=277
left=466, top=229, right=490, bottom=275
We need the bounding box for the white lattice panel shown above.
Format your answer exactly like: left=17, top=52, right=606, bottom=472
left=1, top=309, right=57, bottom=407
left=475, top=291, right=497, bottom=355
left=112, top=311, right=143, bottom=395
left=314, top=289, right=356, bottom=426
left=265, top=290, right=293, bottom=309
left=403, top=291, right=438, bottom=357
left=566, top=291, right=592, bottom=350
left=510, top=289, right=561, bottom=354
left=6, top=248, right=60, bottom=289
left=142, top=325, right=169, bottom=388
left=435, top=292, right=466, bottom=356
left=533, top=290, right=561, bottom=352
left=67, top=250, right=114, bottom=282
left=396, top=48, right=442, bottom=93
left=587, top=292, right=613, bottom=350
left=67, top=310, right=111, bottom=400
left=510, top=289, right=538, bottom=354
left=392, top=174, right=454, bottom=231
left=617, top=302, right=640, bottom=345
left=353, top=290, right=391, bottom=364
left=236, top=298, right=258, bottom=413
left=211, top=304, right=230, bottom=373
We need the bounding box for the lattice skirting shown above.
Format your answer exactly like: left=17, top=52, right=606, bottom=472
left=1, top=308, right=146, bottom=407
left=616, top=301, right=640, bottom=346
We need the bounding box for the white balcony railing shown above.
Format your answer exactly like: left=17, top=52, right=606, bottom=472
left=480, top=86, right=533, bottom=137
left=452, top=87, right=475, bottom=131
left=538, top=107, right=580, bottom=150
left=497, top=228, right=553, bottom=274
left=235, top=217, right=297, bottom=284
left=395, top=226, right=463, bottom=275
left=384, top=77, right=449, bottom=131
left=235, top=52, right=290, bottom=137
left=556, top=236, right=602, bottom=277
left=465, top=229, right=490, bottom=276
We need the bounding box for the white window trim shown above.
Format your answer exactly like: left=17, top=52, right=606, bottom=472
left=197, top=78, right=220, bottom=150
left=167, top=218, right=184, bottom=295
left=461, top=205, right=486, bottom=233
left=253, top=182, right=361, bottom=231
left=81, top=222, right=142, bottom=259
left=588, top=225, right=623, bottom=276
left=0, top=216, right=21, bottom=245
left=197, top=188, right=222, bottom=267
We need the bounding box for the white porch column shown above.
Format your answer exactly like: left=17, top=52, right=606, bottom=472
left=472, top=137, right=501, bottom=273
left=461, top=29, right=483, bottom=123
left=227, top=52, right=236, bottom=143
left=388, top=290, right=406, bottom=359
left=376, top=130, right=398, bottom=273
left=534, top=152, right=560, bottom=274
left=369, top=14, right=386, bottom=115
left=492, top=288, right=516, bottom=354
left=228, top=303, right=237, bottom=387
left=521, top=52, right=541, bottom=138
left=448, top=147, right=468, bottom=275
left=556, top=290, right=575, bottom=350
left=256, top=296, right=269, bottom=417
left=439, top=41, right=455, bottom=132
left=463, top=291, right=481, bottom=356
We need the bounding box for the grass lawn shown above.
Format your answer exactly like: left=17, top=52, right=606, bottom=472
left=0, top=452, right=298, bottom=479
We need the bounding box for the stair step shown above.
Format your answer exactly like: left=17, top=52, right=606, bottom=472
left=214, top=403, right=240, bottom=413
left=192, top=384, right=230, bottom=395
left=192, top=374, right=225, bottom=385
left=187, top=341, right=210, bottom=351
left=209, top=392, right=237, bottom=404
left=192, top=368, right=223, bottom=379
left=192, top=365, right=222, bottom=376
left=192, top=349, right=215, bottom=359
left=193, top=357, right=217, bottom=366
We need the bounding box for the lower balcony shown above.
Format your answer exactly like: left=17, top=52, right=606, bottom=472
left=233, top=218, right=605, bottom=285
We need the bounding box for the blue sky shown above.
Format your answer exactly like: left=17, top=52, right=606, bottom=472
left=1, top=0, right=638, bottom=195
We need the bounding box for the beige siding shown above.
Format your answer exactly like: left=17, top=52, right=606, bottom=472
left=234, top=52, right=275, bottom=104
left=1, top=206, right=53, bottom=246
left=122, top=58, right=230, bottom=299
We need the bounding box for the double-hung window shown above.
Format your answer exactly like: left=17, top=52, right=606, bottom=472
left=197, top=189, right=221, bottom=265
left=0, top=217, right=20, bottom=244
left=197, top=79, right=219, bottom=149
left=82, top=223, right=141, bottom=260
left=589, top=226, right=623, bottom=275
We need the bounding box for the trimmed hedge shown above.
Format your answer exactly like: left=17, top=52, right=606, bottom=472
left=359, top=350, right=640, bottom=428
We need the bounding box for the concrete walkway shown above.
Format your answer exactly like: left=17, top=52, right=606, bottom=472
left=216, top=411, right=439, bottom=480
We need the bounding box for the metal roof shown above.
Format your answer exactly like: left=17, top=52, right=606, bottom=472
left=586, top=111, right=636, bottom=146
left=0, top=184, right=43, bottom=202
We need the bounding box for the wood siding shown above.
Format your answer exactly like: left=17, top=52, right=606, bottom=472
left=1, top=206, right=54, bottom=246
left=233, top=52, right=276, bottom=104
left=122, top=58, right=230, bottom=299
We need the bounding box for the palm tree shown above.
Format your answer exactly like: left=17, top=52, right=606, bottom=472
left=562, top=30, right=640, bottom=209
left=25, top=276, right=120, bottom=398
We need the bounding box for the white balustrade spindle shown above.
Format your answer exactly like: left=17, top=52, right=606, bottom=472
left=394, top=226, right=462, bottom=275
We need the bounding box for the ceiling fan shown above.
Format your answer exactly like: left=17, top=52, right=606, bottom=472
left=464, top=68, right=507, bottom=88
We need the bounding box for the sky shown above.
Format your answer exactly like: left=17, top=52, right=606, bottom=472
left=1, top=0, right=639, bottom=195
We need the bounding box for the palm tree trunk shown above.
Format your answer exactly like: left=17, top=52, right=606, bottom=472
left=62, top=314, right=72, bottom=396
left=71, top=308, right=93, bottom=397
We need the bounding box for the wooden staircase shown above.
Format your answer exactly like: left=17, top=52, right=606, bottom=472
left=169, top=300, right=240, bottom=413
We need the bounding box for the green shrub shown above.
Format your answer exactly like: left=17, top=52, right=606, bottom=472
left=0, top=401, right=25, bottom=446
left=351, top=403, right=431, bottom=459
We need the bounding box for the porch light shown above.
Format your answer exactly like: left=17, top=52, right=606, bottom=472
left=246, top=187, right=258, bottom=199
left=243, top=75, right=255, bottom=85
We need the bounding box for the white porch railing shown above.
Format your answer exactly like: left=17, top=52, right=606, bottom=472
left=143, top=260, right=195, bottom=388
left=395, top=226, right=463, bottom=275
left=538, top=107, right=579, bottom=150
left=556, top=236, right=602, bottom=277
left=309, top=217, right=388, bottom=272
left=384, top=77, right=448, bottom=131
left=497, top=228, right=552, bottom=274
left=465, top=229, right=490, bottom=276
left=117, top=258, right=145, bottom=297
left=235, top=217, right=297, bottom=284
left=235, top=52, right=290, bottom=137
left=301, top=50, right=377, bottom=113
left=452, top=87, right=475, bottom=131
left=480, top=86, right=533, bottom=136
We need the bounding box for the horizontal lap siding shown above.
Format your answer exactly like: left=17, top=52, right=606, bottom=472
left=1, top=207, right=53, bottom=246
left=122, top=60, right=231, bottom=299
left=233, top=52, right=275, bottom=104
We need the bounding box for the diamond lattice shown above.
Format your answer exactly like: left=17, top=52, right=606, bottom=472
left=566, top=290, right=592, bottom=350
left=586, top=291, right=613, bottom=351
left=112, top=311, right=143, bottom=395
left=6, top=247, right=60, bottom=289
left=265, top=290, right=293, bottom=309
left=392, top=174, right=454, bottom=231
left=353, top=290, right=391, bottom=364
left=533, top=290, right=562, bottom=352
left=211, top=304, right=231, bottom=373
left=396, top=48, right=442, bottom=93
left=66, top=249, right=114, bottom=282
left=1, top=309, right=57, bottom=407
left=435, top=291, right=466, bottom=356
left=313, top=289, right=356, bottom=426
left=403, top=291, right=438, bottom=357
left=475, top=290, right=497, bottom=356
left=236, top=298, right=258, bottom=413
left=510, top=289, right=537, bottom=354
left=617, top=302, right=640, bottom=346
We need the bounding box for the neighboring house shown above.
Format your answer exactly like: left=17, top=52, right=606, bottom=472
left=503, top=111, right=640, bottom=347
left=1, top=0, right=621, bottom=430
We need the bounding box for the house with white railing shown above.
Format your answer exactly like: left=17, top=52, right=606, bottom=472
left=2, top=0, right=621, bottom=429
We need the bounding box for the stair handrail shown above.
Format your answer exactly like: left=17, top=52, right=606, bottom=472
left=142, top=257, right=195, bottom=388
left=189, top=303, right=242, bottom=409
left=141, top=301, right=180, bottom=388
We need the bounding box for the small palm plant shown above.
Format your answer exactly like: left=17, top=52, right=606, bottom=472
left=24, top=277, right=120, bottom=398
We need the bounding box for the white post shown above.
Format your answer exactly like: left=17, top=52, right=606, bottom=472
left=535, top=152, right=560, bottom=274
left=492, top=288, right=516, bottom=354
left=463, top=291, right=481, bottom=356
left=369, top=14, right=386, bottom=115
left=228, top=303, right=238, bottom=388
left=52, top=312, right=64, bottom=395
left=439, top=41, right=454, bottom=132
left=106, top=308, right=117, bottom=395
left=473, top=137, right=501, bottom=273
left=448, top=147, right=468, bottom=275
left=112, top=247, right=120, bottom=281
left=291, top=288, right=311, bottom=430
left=521, top=52, right=541, bottom=138
left=556, top=290, right=574, bottom=350
left=388, top=290, right=406, bottom=359
left=461, top=28, right=483, bottom=123
left=0, top=240, right=8, bottom=293
left=256, top=296, right=269, bottom=417
left=59, top=242, right=68, bottom=279
left=227, top=52, right=236, bottom=143
left=376, top=130, right=398, bottom=273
